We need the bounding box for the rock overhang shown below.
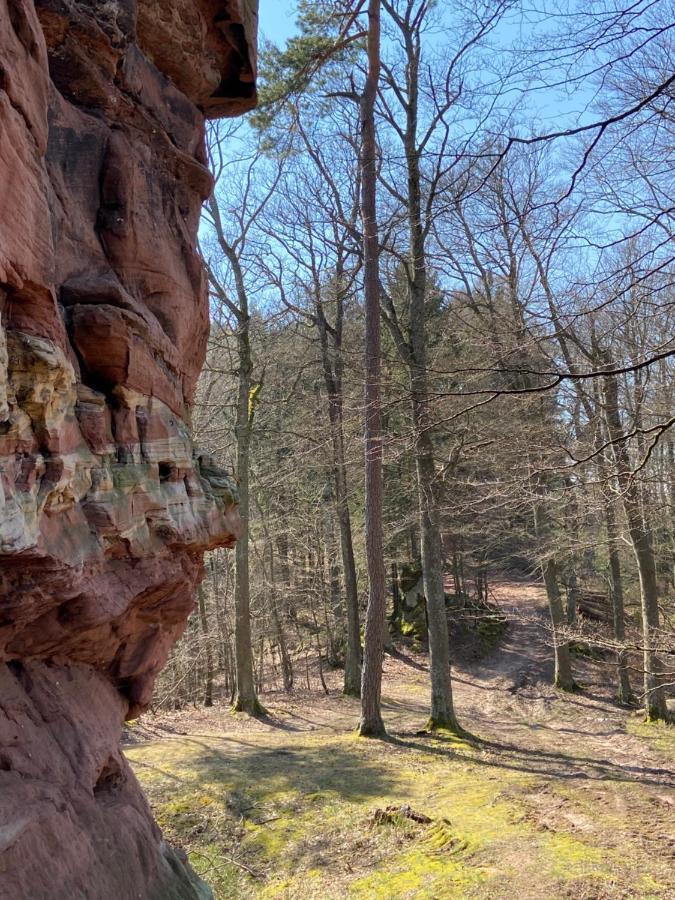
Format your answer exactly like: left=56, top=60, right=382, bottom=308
left=136, top=0, right=259, bottom=117
left=0, top=1, right=257, bottom=896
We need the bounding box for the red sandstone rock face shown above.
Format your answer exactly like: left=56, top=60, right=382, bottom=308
left=0, top=2, right=256, bottom=896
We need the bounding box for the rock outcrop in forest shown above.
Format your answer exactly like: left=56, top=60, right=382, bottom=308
left=0, top=2, right=256, bottom=896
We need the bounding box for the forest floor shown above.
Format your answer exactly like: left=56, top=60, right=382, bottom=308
left=125, top=582, right=675, bottom=899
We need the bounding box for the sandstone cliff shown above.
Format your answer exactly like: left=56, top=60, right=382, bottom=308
left=0, top=2, right=256, bottom=896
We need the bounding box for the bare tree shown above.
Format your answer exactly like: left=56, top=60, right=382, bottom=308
left=359, top=0, right=387, bottom=738
left=201, top=128, right=281, bottom=716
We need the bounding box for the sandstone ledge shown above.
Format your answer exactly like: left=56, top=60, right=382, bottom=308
left=0, top=2, right=256, bottom=897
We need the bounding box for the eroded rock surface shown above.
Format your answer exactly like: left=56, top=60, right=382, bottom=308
left=0, top=2, right=256, bottom=896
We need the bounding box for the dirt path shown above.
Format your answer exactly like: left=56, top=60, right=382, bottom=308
left=374, top=581, right=675, bottom=890
left=448, top=582, right=674, bottom=785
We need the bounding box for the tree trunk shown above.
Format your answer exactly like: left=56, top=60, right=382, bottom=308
left=390, top=562, right=402, bottom=632
left=318, top=343, right=361, bottom=695
left=206, top=193, right=264, bottom=717
left=269, top=542, right=293, bottom=692
left=339, top=490, right=363, bottom=695
left=214, top=551, right=236, bottom=701
left=542, top=557, right=575, bottom=691
left=315, top=267, right=361, bottom=693
left=232, top=321, right=263, bottom=716
left=358, top=0, right=386, bottom=739
left=321, top=493, right=342, bottom=665
left=566, top=571, right=579, bottom=626
left=274, top=490, right=292, bottom=586
left=451, top=547, right=461, bottom=599
left=414, top=401, right=457, bottom=730
left=309, top=588, right=330, bottom=696
left=603, top=370, right=668, bottom=720
left=533, top=498, right=575, bottom=692
left=378, top=4, right=458, bottom=732
left=604, top=493, right=633, bottom=703
left=591, top=380, right=633, bottom=703
left=198, top=585, right=214, bottom=707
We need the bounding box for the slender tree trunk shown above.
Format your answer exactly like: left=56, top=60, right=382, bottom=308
left=667, top=437, right=675, bottom=587
left=603, top=370, right=668, bottom=720
left=321, top=492, right=342, bottom=665
left=452, top=547, right=461, bottom=599
left=562, top=479, right=581, bottom=626
left=604, top=492, right=633, bottom=703
left=233, top=322, right=263, bottom=715
left=390, top=562, right=402, bottom=632
left=255, top=634, right=265, bottom=693
left=198, top=585, right=214, bottom=707
left=206, top=193, right=264, bottom=717
left=309, top=588, right=330, bottom=696
left=588, top=382, right=634, bottom=702
left=298, top=103, right=363, bottom=696
left=215, top=551, right=236, bottom=701
left=377, top=6, right=457, bottom=731
left=533, top=500, right=575, bottom=691
left=269, top=541, right=293, bottom=692
left=272, top=600, right=293, bottom=692
left=318, top=337, right=362, bottom=695
left=274, top=504, right=292, bottom=585
left=328, top=520, right=342, bottom=642
left=541, top=556, right=575, bottom=691
left=338, top=490, right=362, bottom=694
left=413, top=400, right=457, bottom=730
left=566, top=571, right=579, bottom=626
left=358, top=0, right=386, bottom=738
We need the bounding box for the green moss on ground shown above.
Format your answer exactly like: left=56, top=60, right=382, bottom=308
left=126, top=722, right=673, bottom=899
left=626, top=714, right=675, bottom=759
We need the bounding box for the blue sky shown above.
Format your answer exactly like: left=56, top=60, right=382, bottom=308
left=258, top=0, right=298, bottom=44
left=254, top=1, right=595, bottom=131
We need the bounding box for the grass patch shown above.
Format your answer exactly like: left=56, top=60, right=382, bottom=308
left=626, top=714, right=675, bottom=760
left=125, top=722, right=671, bottom=898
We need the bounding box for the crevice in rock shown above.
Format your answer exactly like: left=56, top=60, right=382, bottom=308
left=158, top=461, right=176, bottom=483
left=93, top=755, right=125, bottom=801
left=7, top=659, right=24, bottom=679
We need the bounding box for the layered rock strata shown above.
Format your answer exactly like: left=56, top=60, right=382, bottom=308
left=0, top=2, right=256, bottom=896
